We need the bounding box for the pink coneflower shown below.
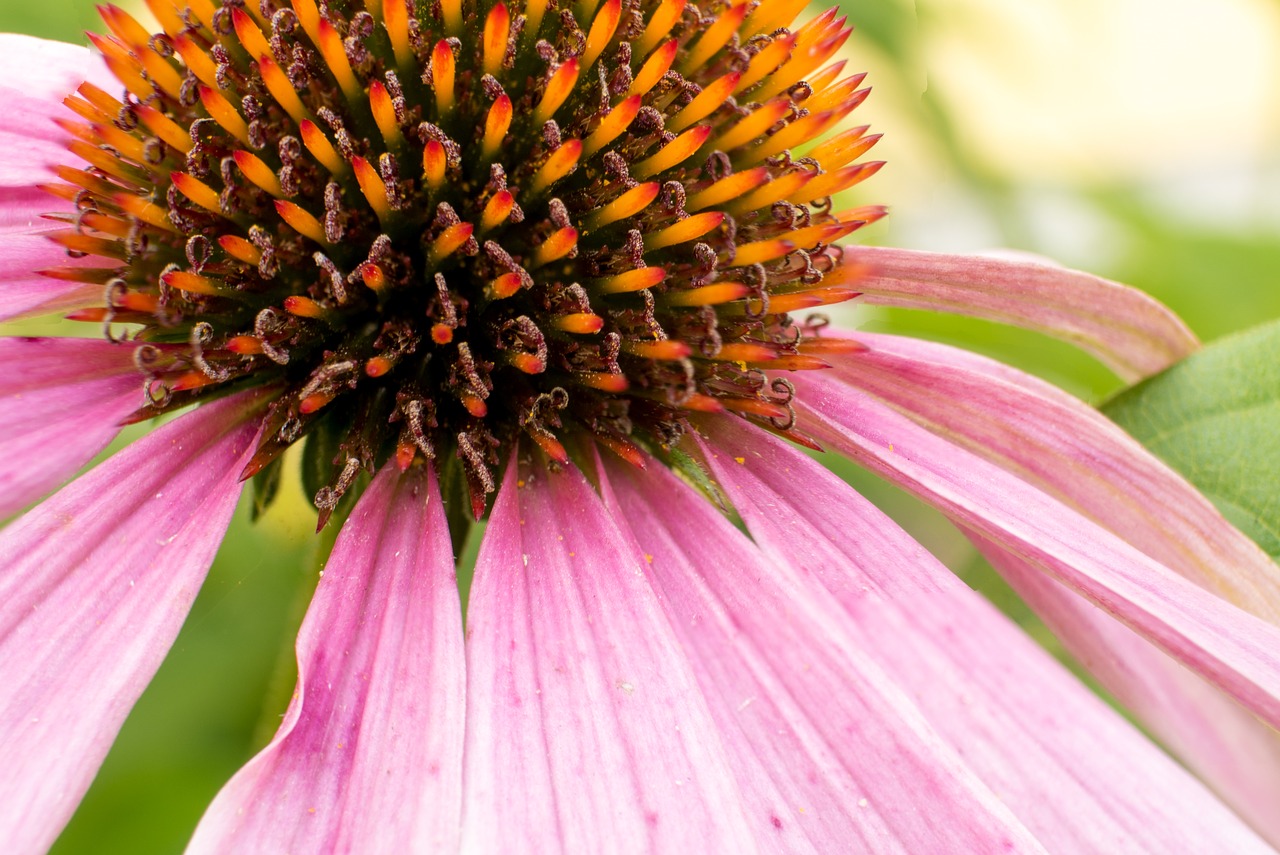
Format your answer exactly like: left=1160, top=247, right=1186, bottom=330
left=1, top=1, right=1278, bottom=852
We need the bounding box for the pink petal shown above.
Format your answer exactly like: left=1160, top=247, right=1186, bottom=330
left=796, top=371, right=1280, bottom=730
left=0, top=233, right=108, bottom=322
left=848, top=246, right=1199, bottom=381
left=825, top=330, right=1280, bottom=615
left=0, top=336, right=141, bottom=517
left=0, top=35, right=109, bottom=187
left=188, top=463, right=464, bottom=854
left=694, top=417, right=1272, bottom=851
left=0, top=128, right=76, bottom=188
left=0, top=35, right=104, bottom=138
left=977, top=539, right=1280, bottom=845
left=0, top=187, right=68, bottom=234
left=460, top=456, right=758, bottom=852
left=597, top=454, right=1048, bottom=852
left=0, top=393, right=261, bottom=855
left=0, top=36, right=120, bottom=320
left=821, top=331, right=1280, bottom=839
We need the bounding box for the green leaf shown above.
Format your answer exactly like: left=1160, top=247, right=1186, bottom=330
left=1103, top=318, right=1280, bottom=559
left=249, top=455, right=284, bottom=521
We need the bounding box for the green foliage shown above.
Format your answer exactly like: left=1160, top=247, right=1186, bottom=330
left=250, top=456, right=285, bottom=520
left=1, top=0, right=99, bottom=43
left=1104, top=319, right=1280, bottom=559
left=1092, top=192, right=1280, bottom=343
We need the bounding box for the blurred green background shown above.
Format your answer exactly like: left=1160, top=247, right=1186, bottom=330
left=3, top=0, right=1277, bottom=851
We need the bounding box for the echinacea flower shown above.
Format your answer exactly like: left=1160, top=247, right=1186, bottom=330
left=2, top=0, right=1279, bottom=851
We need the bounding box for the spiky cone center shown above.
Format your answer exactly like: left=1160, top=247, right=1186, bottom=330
left=45, top=0, right=885, bottom=524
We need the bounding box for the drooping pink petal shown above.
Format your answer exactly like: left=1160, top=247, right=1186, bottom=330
left=597, top=454, right=1050, bottom=853
left=0, top=336, right=142, bottom=518
left=188, top=463, right=464, bottom=854
left=0, top=35, right=119, bottom=320
left=0, top=129, right=75, bottom=189
left=822, top=331, right=1280, bottom=839
left=824, top=330, right=1280, bottom=616
left=0, top=393, right=262, bottom=855
left=0, top=36, right=105, bottom=137
left=848, top=246, right=1198, bottom=381
left=0, top=231, right=113, bottom=322
left=795, top=370, right=1280, bottom=731
left=977, top=538, right=1280, bottom=846
left=0, top=35, right=111, bottom=187
left=0, top=187, right=66, bottom=234
left=0, top=184, right=119, bottom=320
left=460, top=456, right=758, bottom=852
left=694, top=417, right=1273, bottom=851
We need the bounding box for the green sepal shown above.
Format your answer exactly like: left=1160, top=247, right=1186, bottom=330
left=439, top=453, right=476, bottom=555
left=249, top=454, right=284, bottom=521
left=300, top=412, right=349, bottom=505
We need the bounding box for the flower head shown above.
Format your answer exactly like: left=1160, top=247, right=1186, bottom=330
left=2, top=1, right=1280, bottom=853
left=43, top=0, right=885, bottom=529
